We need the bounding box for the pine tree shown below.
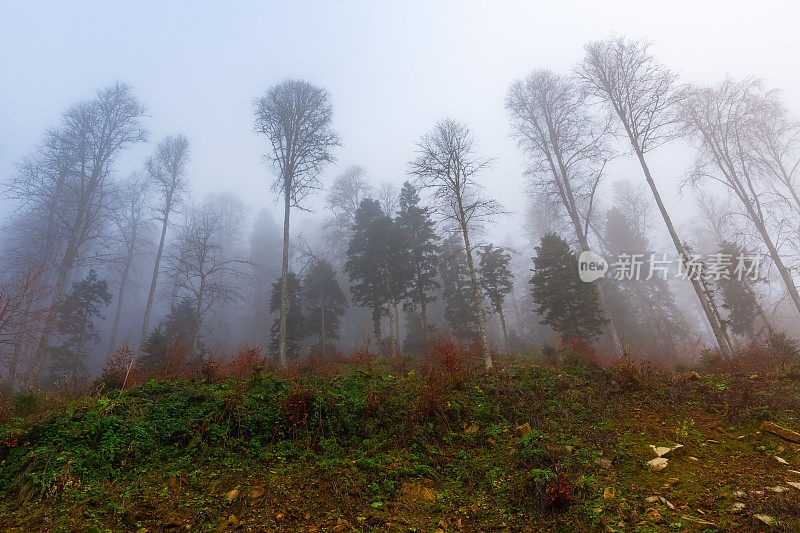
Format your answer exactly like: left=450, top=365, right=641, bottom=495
left=717, top=241, right=764, bottom=340
left=396, top=182, right=439, bottom=342
left=138, top=298, right=204, bottom=372
left=269, top=273, right=305, bottom=360
left=48, top=269, right=112, bottom=385
left=478, top=244, right=514, bottom=354
left=439, top=233, right=479, bottom=341
left=303, top=259, right=347, bottom=355
left=529, top=233, right=607, bottom=341
left=345, top=198, right=407, bottom=352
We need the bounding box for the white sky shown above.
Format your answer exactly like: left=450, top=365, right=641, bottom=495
left=2, top=0, right=799, bottom=249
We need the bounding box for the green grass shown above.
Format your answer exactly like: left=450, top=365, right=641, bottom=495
left=1, top=357, right=799, bottom=532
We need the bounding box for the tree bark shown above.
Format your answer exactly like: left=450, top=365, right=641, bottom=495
left=139, top=197, right=172, bottom=357
left=460, top=220, right=491, bottom=369
left=109, top=240, right=136, bottom=356
left=630, top=146, right=732, bottom=357
left=498, top=307, right=510, bottom=355
left=278, top=189, right=290, bottom=368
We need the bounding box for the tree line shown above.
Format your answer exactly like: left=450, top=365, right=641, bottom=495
left=1, top=35, right=799, bottom=388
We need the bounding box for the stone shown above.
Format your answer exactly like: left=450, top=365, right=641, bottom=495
left=645, top=508, right=663, bottom=523
left=515, top=423, right=531, bottom=439
left=754, top=514, right=776, bottom=527
left=731, top=502, right=745, bottom=513
left=787, top=482, right=800, bottom=490
left=464, top=425, right=479, bottom=435
left=775, top=456, right=788, bottom=464
left=760, top=421, right=800, bottom=443
left=225, top=487, right=240, bottom=502
left=647, top=457, right=669, bottom=472
left=769, top=485, right=788, bottom=493
left=593, top=507, right=603, bottom=514
left=689, top=456, right=700, bottom=462
left=659, top=497, right=675, bottom=510
left=400, top=480, right=436, bottom=503
left=603, top=487, right=615, bottom=500
left=650, top=444, right=684, bottom=458
left=733, top=490, right=747, bottom=498
left=645, top=496, right=659, bottom=503
left=594, top=457, right=612, bottom=469
left=687, top=371, right=701, bottom=380
left=789, top=469, right=800, bottom=476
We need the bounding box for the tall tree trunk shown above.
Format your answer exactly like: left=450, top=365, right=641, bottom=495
left=192, top=284, right=204, bottom=357
left=629, top=145, right=732, bottom=357
left=386, top=302, right=395, bottom=356
left=139, top=198, right=172, bottom=357
left=320, top=264, right=326, bottom=357
left=394, top=301, right=400, bottom=353
left=278, top=190, right=290, bottom=368
left=416, top=268, right=430, bottom=345
left=750, top=212, right=800, bottom=317
left=460, top=221, right=491, bottom=369
left=26, top=232, right=79, bottom=384
left=109, top=245, right=135, bottom=355
left=498, top=306, right=510, bottom=355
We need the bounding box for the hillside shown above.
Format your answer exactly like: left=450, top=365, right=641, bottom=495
left=1, top=350, right=800, bottom=532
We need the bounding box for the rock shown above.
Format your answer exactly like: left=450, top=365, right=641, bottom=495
left=760, top=421, right=800, bottom=443
left=594, top=457, right=612, bottom=469
left=645, top=508, right=662, bottom=523
left=603, top=487, right=615, bottom=500
left=400, top=480, right=437, bottom=504
left=687, top=371, right=701, bottom=381
left=787, top=481, right=800, bottom=490
left=593, top=507, right=603, bottom=514
left=689, top=456, right=700, bottom=462
left=225, top=487, right=240, bottom=502
left=754, top=514, right=776, bottom=527
left=733, top=490, right=747, bottom=498
left=647, top=457, right=669, bottom=472
left=645, top=496, right=659, bottom=503
left=464, top=425, right=479, bottom=435
left=769, top=485, right=788, bottom=493
left=775, top=456, right=788, bottom=464
left=659, top=497, right=675, bottom=510
left=730, top=502, right=745, bottom=513
left=248, top=487, right=265, bottom=500
left=749, top=373, right=759, bottom=379
left=789, top=469, right=800, bottom=476
left=650, top=444, right=684, bottom=458
left=515, top=423, right=531, bottom=439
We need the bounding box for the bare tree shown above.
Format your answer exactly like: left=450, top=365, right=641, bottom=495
left=108, top=175, right=150, bottom=355
left=253, top=79, right=341, bottom=367
left=681, top=77, right=800, bottom=317
left=327, top=165, right=372, bottom=245
left=13, top=83, right=147, bottom=382
left=576, top=36, right=732, bottom=357
left=408, top=118, right=504, bottom=369
left=167, top=198, right=249, bottom=355
left=138, top=135, right=190, bottom=357
left=506, top=69, right=623, bottom=355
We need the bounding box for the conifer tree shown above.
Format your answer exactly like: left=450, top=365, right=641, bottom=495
left=48, top=269, right=112, bottom=385
left=478, top=244, right=514, bottom=354
left=439, top=234, right=480, bottom=341
left=529, top=233, right=606, bottom=341
left=303, top=259, right=347, bottom=355
left=269, top=273, right=305, bottom=360
left=396, top=182, right=439, bottom=341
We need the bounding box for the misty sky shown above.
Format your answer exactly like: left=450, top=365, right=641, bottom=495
left=2, top=0, right=799, bottom=247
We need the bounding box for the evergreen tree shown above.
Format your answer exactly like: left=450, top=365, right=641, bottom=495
left=48, top=269, right=112, bottom=385
left=478, top=244, right=514, bottom=354
left=396, top=182, right=439, bottom=341
left=346, top=198, right=406, bottom=350
left=717, top=241, right=763, bottom=340
left=269, top=273, right=305, bottom=360
left=604, top=207, right=686, bottom=358
left=529, top=233, right=606, bottom=341
left=439, top=233, right=479, bottom=341
left=138, top=298, right=203, bottom=372
left=303, top=259, right=347, bottom=355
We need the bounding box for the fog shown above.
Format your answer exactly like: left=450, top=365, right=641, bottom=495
left=2, top=0, right=800, bottom=386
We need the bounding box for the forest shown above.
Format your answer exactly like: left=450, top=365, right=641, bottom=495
left=1, top=24, right=800, bottom=533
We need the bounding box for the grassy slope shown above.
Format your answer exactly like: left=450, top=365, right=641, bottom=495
left=1, top=355, right=799, bottom=532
